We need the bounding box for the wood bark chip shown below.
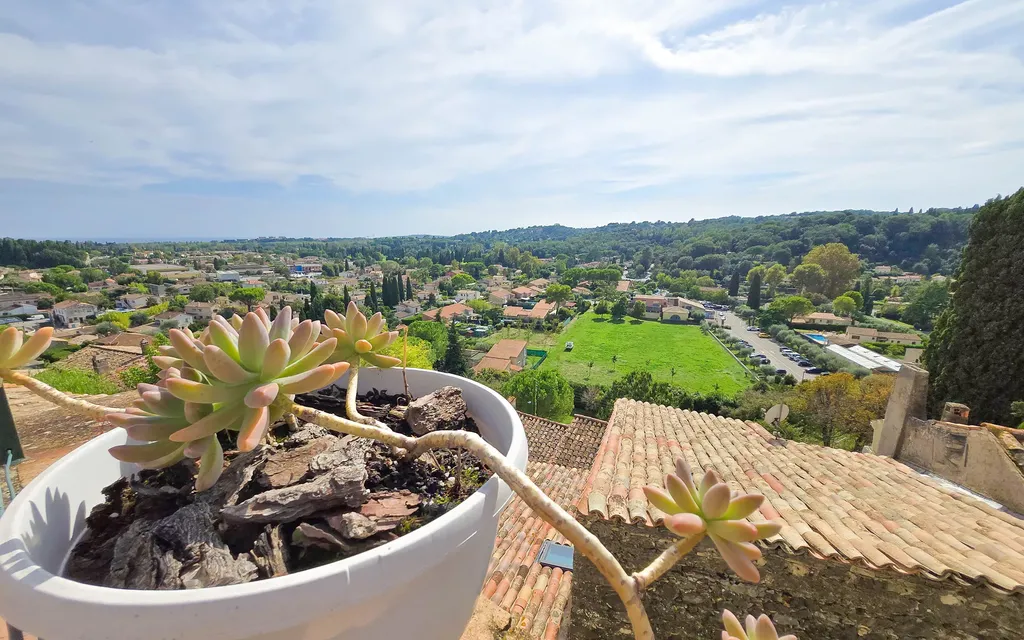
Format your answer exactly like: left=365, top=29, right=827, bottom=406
left=404, top=386, right=468, bottom=436
left=358, top=490, right=422, bottom=532
left=250, top=525, right=290, bottom=579
left=326, top=512, right=379, bottom=540
left=261, top=437, right=335, bottom=488
left=292, top=522, right=351, bottom=551
left=220, top=456, right=368, bottom=524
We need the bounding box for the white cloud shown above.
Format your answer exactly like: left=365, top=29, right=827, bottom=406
left=1, top=0, right=1023, bottom=237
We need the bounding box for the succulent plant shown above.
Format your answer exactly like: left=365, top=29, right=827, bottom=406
left=721, top=610, right=797, bottom=640
left=0, top=326, right=54, bottom=370
left=643, top=457, right=781, bottom=582
left=109, top=306, right=349, bottom=489
left=322, top=301, right=401, bottom=369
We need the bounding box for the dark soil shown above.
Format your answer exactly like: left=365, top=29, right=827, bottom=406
left=64, top=387, right=491, bottom=589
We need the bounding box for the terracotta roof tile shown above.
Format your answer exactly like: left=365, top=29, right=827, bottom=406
left=518, top=412, right=608, bottom=470
left=578, top=398, right=1024, bottom=593
left=482, top=461, right=588, bottom=639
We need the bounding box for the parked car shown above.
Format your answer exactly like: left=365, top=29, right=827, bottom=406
left=747, top=326, right=759, bottom=332
left=565, top=341, right=574, bottom=351
left=758, top=332, right=771, bottom=338
left=798, top=360, right=813, bottom=368
left=775, top=369, right=787, bottom=376
left=807, top=367, right=825, bottom=374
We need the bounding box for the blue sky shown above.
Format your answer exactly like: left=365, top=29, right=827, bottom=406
left=2, top=0, right=1023, bottom=239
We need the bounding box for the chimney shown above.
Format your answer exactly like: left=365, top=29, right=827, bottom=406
left=941, top=402, right=970, bottom=425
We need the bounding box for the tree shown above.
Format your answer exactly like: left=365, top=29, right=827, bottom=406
left=342, top=285, right=351, bottom=306
left=746, top=265, right=765, bottom=284
left=95, top=321, right=121, bottom=336
left=803, top=243, right=860, bottom=298
left=926, top=189, right=1024, bottom=424
left=788, top=373, right=894, bottom=449
left=832, top=295, right=857, bottom=317
left=189, top=284, right=216, bottom=302
left=405, top=277, right=413, bottom=301
left=129, top=311, right=150, bottom=327
left=728, top=272, right=741, bottom=297
left=229, top=287, right=265, bottom=311
left=450, top=273, right=475, bottom=289
left=764, top=264, right=787, bottom=297
left=544, top=284, right=572, bottom=307
left=167, top=294, right=189, bottom=311
left=594, top=300, right=610, bottom=315
left=842, top=290, right=864, bottom=310
left=501, top=369, right=574, bottom=420
left=630, top=300, right=647, bottom=319
left=438, top=319, right=468, bottom=375
left=767, top=295, right=813, bottom=322
left=900, top=280, right=949, bottom=330
left=377, top=335, right=434, bottom=370
left=406, top=320, right=448, bottom=361
left=611, top=298, right=628, bottom=318
left=861, top=277, right=874, bottom=315
left=790, top=263, right=826, bottom=295
left=368, top=282, right=379, bottom=312
left=746, top=272, right=762, bottom=310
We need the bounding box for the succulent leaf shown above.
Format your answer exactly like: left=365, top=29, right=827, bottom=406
left=0, top=327, right=54, bottom=370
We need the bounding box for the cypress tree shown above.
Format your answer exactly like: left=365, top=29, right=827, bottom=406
left=925, top=189, right=1024, bottom=423
left=746, top=272, right=762, bottom=310
left=405, top=277, right=413, bottom=301
left=342, top=285, right=351, bottom=307
left=728, top=272, right=740, bottom=297
left=861, top=277, right=873, bottom=315
left=439, top=319, right=468, bottom=375
left=368, top=282, right=379, bottom=312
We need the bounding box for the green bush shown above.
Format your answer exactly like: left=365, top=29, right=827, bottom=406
left=35, top=368, right=119, bottom=395
left=38, top=344, right=83, bottom=364
left=118, top=365, right=159, bottom=389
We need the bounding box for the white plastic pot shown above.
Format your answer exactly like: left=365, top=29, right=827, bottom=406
left=0, top=368, right=528, bottom=640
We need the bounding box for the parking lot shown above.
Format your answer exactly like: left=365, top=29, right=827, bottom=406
left=720, top=311, right=819, bottom=381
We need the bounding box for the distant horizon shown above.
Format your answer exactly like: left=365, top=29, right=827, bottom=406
left=8, top=201, right=993, bottom=243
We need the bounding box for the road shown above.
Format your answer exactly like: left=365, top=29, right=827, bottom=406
left=717, top=311, right=818, bottom=382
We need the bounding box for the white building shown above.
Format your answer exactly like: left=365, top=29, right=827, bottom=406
left=0, top=301, right=38, bottom=318
left=184, top=302, right=215, bottom=322
left=51, top=300, right=99, bottom=328
left=215, top=270, right=241, bottom=282
left=455, top=289, right=480, bottom=303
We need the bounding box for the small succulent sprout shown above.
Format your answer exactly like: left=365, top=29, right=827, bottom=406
left=322, top=301, right=401, bottom=368
left=0, top=326, right=54, bottom=370
left=721, top=610, right=797, bottom=640
left=112, top=306, right=349, bottom=489
left=643, top=457, right=781, bottom=583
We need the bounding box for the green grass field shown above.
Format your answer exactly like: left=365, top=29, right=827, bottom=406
left=487, top=313, right=750, bottom=394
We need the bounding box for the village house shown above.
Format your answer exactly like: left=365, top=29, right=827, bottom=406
left=472, top=339, right=528, bottom=374
left=87, top=279, right=117, bottom=293
left=0, top=301, right=39, bottom=318
left=50, top=300, right=98, bottom=328
left=454, top=289, right=480, bottom=303
left=394, top=300, right=422, bottom=320
left=503, top=300, right=555, bottom=326
left=529, top=278, right=551, bottom=290
left=790, top=311, right=849, bottom=326
left=615, top=280, right=630, bottom=293
left=421, top=303, right=473, bottom=323
left=846, top=326, right=921, bottom=345
left=488, top=289, right=513, bottom=306
left=511, top=286, right=535, bottom=300
left=633, top=295, right=706, bottom=320
left=214, top=270, right=240, bottom=282
left=117, top=293, right=150, bottom=310
left=152, top=311, right=192, bottom=329
left=147, top=283, right=168, bottom=297
left=184, top=301, right=215, bottom=322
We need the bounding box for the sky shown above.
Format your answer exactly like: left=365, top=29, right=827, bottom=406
left=1, top=0, right=1023, bottom=240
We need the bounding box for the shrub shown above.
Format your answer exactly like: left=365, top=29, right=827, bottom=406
left=35, top=368, right=119, bottom=395
left=38, top=344, right=83, bottom=364
left=129, top=311, right=150, bottom=327
left=95, top=311, right=130, bottom=330
left=95, top=321, right=121, bottom=336
left=118, top=365, right=159, bottom=389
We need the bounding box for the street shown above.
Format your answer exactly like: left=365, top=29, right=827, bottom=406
left=718, top=311, right=818, bottom=382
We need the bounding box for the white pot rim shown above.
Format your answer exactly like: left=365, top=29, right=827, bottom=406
left=0, top=368, right=527, bottom=607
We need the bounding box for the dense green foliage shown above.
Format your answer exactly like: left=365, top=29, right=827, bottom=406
left=588, top=370, right=738, bottom=420
left=502, top=369, right=574, bottom=421
left=925, top=189, right=1024, bottom=424
left=438, top=320, right=468, bottom=375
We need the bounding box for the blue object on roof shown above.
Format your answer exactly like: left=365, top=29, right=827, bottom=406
left=537, top=540, right=574, bottom=571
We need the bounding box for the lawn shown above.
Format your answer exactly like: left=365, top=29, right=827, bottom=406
left=538, top=313, right=750, bottom=394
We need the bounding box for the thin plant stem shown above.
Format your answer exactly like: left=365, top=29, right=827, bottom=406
left=286, top=399, right=658, bottom=640
left=344, top=364, right=375, bottom=425
left=632, top=534, right=704, bottom=592
left=0, top=370, right=125, bottom=421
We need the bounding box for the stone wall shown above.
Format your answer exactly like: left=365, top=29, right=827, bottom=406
left=571, top=517, right=1022, bottom=639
